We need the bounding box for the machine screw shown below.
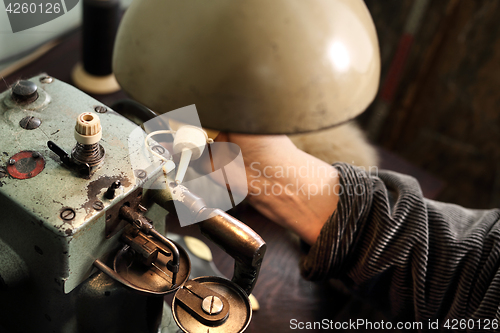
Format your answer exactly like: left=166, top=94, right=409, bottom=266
left=201, top=296, right=224, bottom=315
left=0, top=168, right=7, bottom=178
left=135, top=169, right=147, bottom=179
left=39, top=76, right=53, bottom=84
left=12, top=80, right=39, bottom=104
left=32, top=152, right=41, bottom=158
left=93, top=201, right=104, bottom=211
left=8, top=159, right=15, bottom=165
left=133, top=219, right=143, bottom=229
left=151, top=145, right=166, bottom=155
left=94, top=106, right=107, bottom=113
left=19, top=116, right=42, bottom=130
left=60, top=208, right=76, bottom=221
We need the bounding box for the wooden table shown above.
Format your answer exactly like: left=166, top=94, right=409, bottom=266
left=2, top=29, right=443, bottom=332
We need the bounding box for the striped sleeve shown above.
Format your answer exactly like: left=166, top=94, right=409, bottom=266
left=300, top=163, right=500, bottom=328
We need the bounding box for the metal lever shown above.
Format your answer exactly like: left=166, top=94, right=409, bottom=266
left=47, top=141, right=72, bottom=166
left=47, top=140, right=91, bottom=176
left=198, top=208, right=266, bottom=296
left=170, top=188, right=266, bottom=296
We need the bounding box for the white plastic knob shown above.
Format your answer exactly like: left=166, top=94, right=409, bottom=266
left=74, top=112, right=102, bottom=145
left=173, top=125, right=208, bottom=184
left=173, top=125, right=208, bottom=160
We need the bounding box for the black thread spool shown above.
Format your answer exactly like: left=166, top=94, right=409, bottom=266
left=72, top=0, right=121, bottom=94
left=83, top=0, right=119, bottom=76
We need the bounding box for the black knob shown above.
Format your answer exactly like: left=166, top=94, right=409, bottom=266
left=105, top=180, right=121, bottom=199
left=12, top=80, right=39, bottom=104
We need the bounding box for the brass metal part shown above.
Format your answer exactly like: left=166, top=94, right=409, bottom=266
left=105, top=187, right=143, bottom=239
left=119, top=206, right=181, bottom=284
left=172, top=276, right=252, bottom=333
left=175, top=280, right=230, bottom=326
left=121, top=226, right=172, bottom=267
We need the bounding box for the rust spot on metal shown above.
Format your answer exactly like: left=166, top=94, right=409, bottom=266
left=82, top=174, right=132, bottom=210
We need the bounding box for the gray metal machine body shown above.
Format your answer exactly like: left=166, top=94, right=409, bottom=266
left=0, top=75, right=171, bottom=332
left=0, top=75, right=266, bottom=333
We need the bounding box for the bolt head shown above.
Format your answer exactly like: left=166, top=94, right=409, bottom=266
left=135, top=169, right=147, bottom=179
left=8, top=159, right=15, bottom=165
left=202, top=296, right=224, bottom=315
left=151, top=145, right=166, bottom=155
left=40, top=76, right=53, bottom=84
left=12, top=80, right=38, bottom=103
left=93, top=201, right=104, bottom=211
left=19, top=116, right=42, bottom=130
left=133, top=219, right=143, bottom=229
left=60, top=208, right=76, bottom=221
left=32, top=152, right=40, bottom=158
left=95, top=106, right=107, bottom=113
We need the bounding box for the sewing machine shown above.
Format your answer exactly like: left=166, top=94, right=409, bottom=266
left=0, top=75, right=265, bottom=333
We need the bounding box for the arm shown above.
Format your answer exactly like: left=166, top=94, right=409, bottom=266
left=217, top=133, right=339, bottom=245
left=219, top=133, right=500, bottom=325
left=301, top=162, right=500, bottom=325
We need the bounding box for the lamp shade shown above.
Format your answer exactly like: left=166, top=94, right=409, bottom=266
left=113, top=0, right=380, bottom=134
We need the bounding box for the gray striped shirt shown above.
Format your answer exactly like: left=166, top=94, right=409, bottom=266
left=301, top=163, right=500, bottom=331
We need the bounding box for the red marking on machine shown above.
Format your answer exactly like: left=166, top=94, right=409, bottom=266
left=6, top=151, right=45, bottom=179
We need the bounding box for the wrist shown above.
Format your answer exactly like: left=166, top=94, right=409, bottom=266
left=245, top=150, right=339, bottom=245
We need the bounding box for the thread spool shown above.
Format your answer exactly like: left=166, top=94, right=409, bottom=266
left=72, top=0, right=121, bottom=94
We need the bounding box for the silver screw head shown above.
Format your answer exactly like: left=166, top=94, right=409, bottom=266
left=201, top=296, right=223, bottom=315
left=8, top=159, right=15, bottom=165
left=93, top=201, right=104, bottom=211
left=19, top=116, right=42, bottom=130
left=151, top=145, right=166, bottom=155
left=135, top=169, right=147, bottom=179
left=40, top=76, right=53, bottom=84
left=12, top=80, right=38, bottom=103
left=60, top=208, right=76, bottom=221
left=95, top=106, right=107, bottom=113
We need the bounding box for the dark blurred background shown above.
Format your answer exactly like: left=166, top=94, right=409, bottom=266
left=360, top=0, right=500, bottom=209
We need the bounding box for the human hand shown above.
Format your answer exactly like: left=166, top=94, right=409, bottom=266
left=215, top=133, right=340, bottom=245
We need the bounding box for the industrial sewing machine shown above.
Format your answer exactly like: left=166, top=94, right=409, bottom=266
left=0, top=75, right=266, bottom=333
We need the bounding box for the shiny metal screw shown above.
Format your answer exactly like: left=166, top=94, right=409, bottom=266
left=12, top=80, right=38, bottom=103
left=60, top=208, right=76, bottom=221
left=19, top=116, right=42, bottom=130
left=8, top=159, right=15, bottom=165
left=95, top=106, right=107, bottom=113
left=151, top=145, right=166, bottom=155
left=201, top=296, right=223, bottom=315
left=135, top=169, right=147, bottom=179
left=40, top=76, right=53, bottom=84
left=93, top=201, right=104, bottom=211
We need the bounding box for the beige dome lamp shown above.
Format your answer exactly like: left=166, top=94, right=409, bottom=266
left=113, top=0, right=380, bottom=134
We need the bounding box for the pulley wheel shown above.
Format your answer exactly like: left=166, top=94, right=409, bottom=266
left=172, top=276, right=251, bottom=333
